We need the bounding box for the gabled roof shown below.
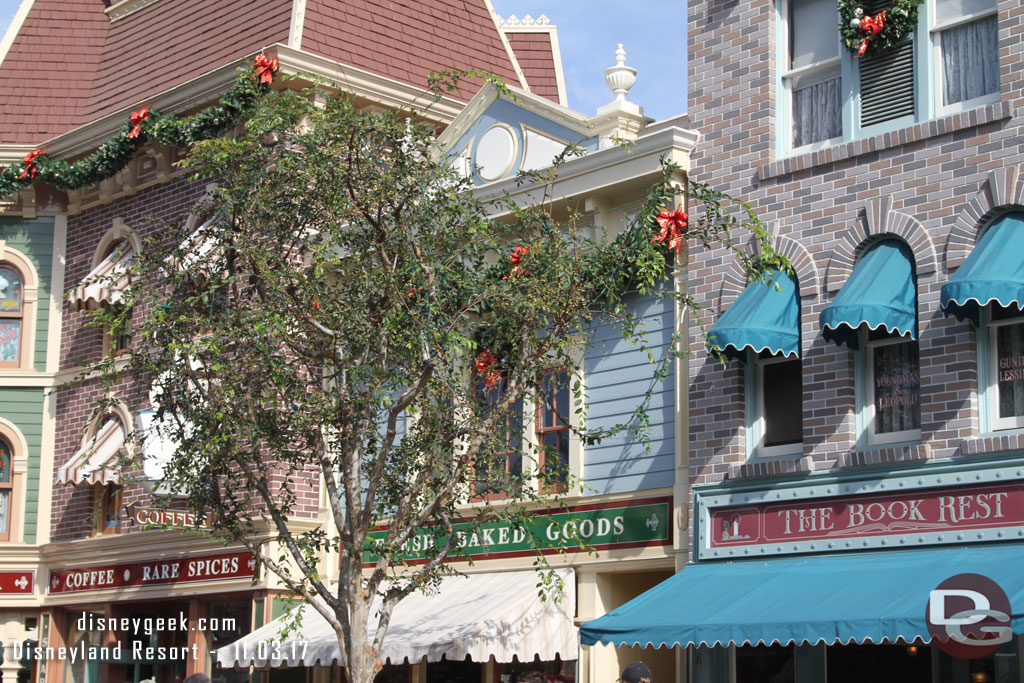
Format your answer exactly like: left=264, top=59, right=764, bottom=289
left=0, top=0, right=530, bottom=147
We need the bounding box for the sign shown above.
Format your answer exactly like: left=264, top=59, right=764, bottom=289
left=707, top=481, right=1024, bottom=555
left=131, top=506, right=208, bottom=529
left=363, top=498, right=671, bottom=566
left=927, top=573, right=1012, bottom=658
left=0, top=571, right=33, bottom=594
left=48, top=551, right=255, bottom=594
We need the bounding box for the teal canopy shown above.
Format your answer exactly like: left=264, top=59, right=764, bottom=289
left=942, top=212, right=1024, bottom=326
left=580, top=544, right=1024, bottom=649
left=820, top=240, right=917, bottom=349
left=708, top=270, right=800, bottom=361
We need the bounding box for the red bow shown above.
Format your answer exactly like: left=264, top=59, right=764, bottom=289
left=254, top=54, right=279, bottom=85
left=16, top=149, right=43, bottom=180
left=127, top=108, right=150, bottom=139
left=857, top=10, right=886, bottom=56
left=651, top=206, right=688, bottom=254
left=475, top=350, right=501, bottom=390
left=503, top=245, right=530, bottom=279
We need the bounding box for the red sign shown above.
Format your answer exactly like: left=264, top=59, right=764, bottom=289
left=710, top=481, right=1024, bottom=548
left=48, top=551, right=255, bottom=594
left=0, top=571, right=33, bottom=594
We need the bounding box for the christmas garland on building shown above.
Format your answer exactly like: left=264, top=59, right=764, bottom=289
left=0, top=54, right=279, bottom=200
left=838, top=0, right=923, bottom=57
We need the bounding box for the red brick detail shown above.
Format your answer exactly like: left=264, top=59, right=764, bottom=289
left=300, top=0, right=523, bottom=101
left=505, top=32, right=560, bottom=104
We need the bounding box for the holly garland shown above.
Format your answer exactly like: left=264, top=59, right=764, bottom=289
left=0, top=54, right=280, bottom=200
left=839, top=0, right=923, bottom=58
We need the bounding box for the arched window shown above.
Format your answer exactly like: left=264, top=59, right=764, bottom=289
left=0, top=264, right=25, bottom=368
left=0, top=438, right=13, bottom=541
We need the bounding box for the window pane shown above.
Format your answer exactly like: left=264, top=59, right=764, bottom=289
left=0, top=267, right=22, bottom=313
left=792, top=72, right=842, bottom=147
left=936, top=0, right=996, bottom=21
left=873, top=341, right=921, bottom=434
left=0, top=319, right=20, bottom=363
left=996, top=322, right=1024, bottom=419
left=790, top=0, right=839, bottom=68
left=0, top=441, right=10, bottom=484
left=827, top=643, right=931, bottom=683
left=736, top=644, right=794, bottom=683
left=0, top=490, right=8, bottom=537
left=941, top=15, right=999, bottom=106
left=762, top=359, right=803, bottom=447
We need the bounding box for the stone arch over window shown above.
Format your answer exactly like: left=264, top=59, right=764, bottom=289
left=718, top=223, right=821, bottom=311
left=91, top=218, right=143, bottom=271
left=0, top=246, right=39, bottom=371
left=946, top=165, right=1024, bottom=271
left=825, top=197, right=937, bottom=293
left=0, top=418, right=30, bottom=543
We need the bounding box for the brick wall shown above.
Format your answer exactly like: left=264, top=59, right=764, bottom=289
left=53, top=177, right=322, bottom=541
left=685, top=0, right=1024, bottom=517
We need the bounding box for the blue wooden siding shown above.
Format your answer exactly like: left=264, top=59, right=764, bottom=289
left=583, top=292, right=676, bottom=494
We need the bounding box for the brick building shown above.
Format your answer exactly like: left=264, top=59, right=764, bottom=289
left=0, top=1, right=590, bottom=682
left=581, top=0, right=1024, bottom=681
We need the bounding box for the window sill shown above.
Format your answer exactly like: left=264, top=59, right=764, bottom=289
left=725, top=455, right=812, bottom=481
left=760, top=100, right=1012, bottom=181
left=960, top=431, right=1024, bottom=457
left=838, top=442, right=931, bottom=468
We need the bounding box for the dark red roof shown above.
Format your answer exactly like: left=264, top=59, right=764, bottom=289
left=0, top=0, right=522, bottom=146
left=505, top=31, right=561, bottom=105
left=300, top=0, right=523, bottom=102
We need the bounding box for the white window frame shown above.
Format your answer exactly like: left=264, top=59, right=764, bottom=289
left=864, top=334, right=922, bottom=445
left=930, top=0, right=1000, bottom=117
left=746, top=351, right=804, bottom=459
left=984, top=311, right=1024, bottom=432
left=778, top=0, right=844, bottom=156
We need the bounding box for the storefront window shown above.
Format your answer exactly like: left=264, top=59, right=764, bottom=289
left=990, top=308, right=1024, bottom=430
left=867, top=331, right=921, bottom=444
left=63, top=614, right=101, bottom=683
left=500, top=655, right=576, bottom=683
left=827, top=643, right=929, bottom=683
left=206, top=600, right=253, bottom=683
left=426, top=656, right=481, bottom=683
left=735, top=644, right=794, bottom=683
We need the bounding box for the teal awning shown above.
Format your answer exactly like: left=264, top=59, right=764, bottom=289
left=820, top=240, right=916, bottom=349
left=942, top=212, right=1024, bottom=326
left=707, top=270, right=800, bottom=361
left=580, top=544, right=1024, bottom=648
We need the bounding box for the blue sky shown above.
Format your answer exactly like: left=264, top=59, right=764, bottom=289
left=0, top=0, right=687, bottom=121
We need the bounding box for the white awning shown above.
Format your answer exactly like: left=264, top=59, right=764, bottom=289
left=72, top=243, right=133, bottom=310
left=214, top=568, right=578, bottom=670
left=57, top=420, right=126, bottom=486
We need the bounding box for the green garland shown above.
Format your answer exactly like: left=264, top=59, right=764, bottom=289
left=0, top=58, right=276, bottom=200
left=838, top=0, right=923, bottom=58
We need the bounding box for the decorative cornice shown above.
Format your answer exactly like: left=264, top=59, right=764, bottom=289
left=105, top=0, right=167, bottom=22
left=497, top=13, right=553, bottom=28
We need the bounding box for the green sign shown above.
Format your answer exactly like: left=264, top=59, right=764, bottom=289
left=363, top=499, right=671, bottom=564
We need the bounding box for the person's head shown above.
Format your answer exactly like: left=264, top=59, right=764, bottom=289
left=184, top=675, right=212, bottom=683
left=620, top=662, right=652, bottom=683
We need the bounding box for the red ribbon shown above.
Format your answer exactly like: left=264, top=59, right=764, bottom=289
left=857, top=10, right=886, bottom=56
left=503, top=245, right=530, bottom=279
left=254, top=54, right=279, bottom=85
left=127, top=108, right=150, bottom=139
left=651, top=206, right=688, bottom=254
left=475, top=351, right=501, bottom=390
left=16, top=149, right=43, bottom=180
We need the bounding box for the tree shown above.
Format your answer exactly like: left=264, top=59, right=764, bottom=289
left=86, top=82, right=786, bottom=683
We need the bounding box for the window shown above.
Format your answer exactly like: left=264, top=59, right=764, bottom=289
left=96, top=483, right=122, bottom=534
left=931, top=0, right=999, bottom=113
left=0, top=264, right=24, bottom=368
left=536, top=370, right=570, bottom=489
left=750, top=351, right=804, bottom=457
left=987, top=306, right=1024, bottom=431
left=779, top=0, right=999, bottom=155
left=0, top=439, right=12, bottom=541
left=865, top=328, right=921, bottom=444
left=474, top=373, right=524, bottom=498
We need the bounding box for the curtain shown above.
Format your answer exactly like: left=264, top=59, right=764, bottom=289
left=792, top=76, right=842, bottom=148
left=941, top=15, right=999, bottom=106
left=873, top=341, right=921, bottom=434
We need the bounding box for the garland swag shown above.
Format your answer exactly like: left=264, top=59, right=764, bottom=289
left=0, top=55, right=279, bottom=200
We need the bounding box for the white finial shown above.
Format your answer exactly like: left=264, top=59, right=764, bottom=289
left=604, top=44, right=637, bottom=104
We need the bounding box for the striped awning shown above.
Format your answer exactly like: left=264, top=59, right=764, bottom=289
left=71, top=242, right=134, bottom=311
left=214, top=568, right=578, bottom=669
left=57, top=419, right=126, bottom=486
